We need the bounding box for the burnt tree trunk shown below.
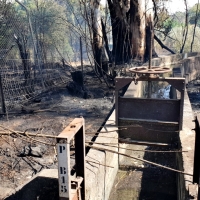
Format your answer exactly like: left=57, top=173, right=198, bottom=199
left=108, top=0, right=131, bottom=63
left=15, top=36, right=30, bottom=86
left=107, top=0, right=158, bottom=64
left=91, top=0, right=109, bottom=76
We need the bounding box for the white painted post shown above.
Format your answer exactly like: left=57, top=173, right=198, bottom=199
left=57, top=143, right=71, bottom=199
left=57, top=118, right=85, bottom=200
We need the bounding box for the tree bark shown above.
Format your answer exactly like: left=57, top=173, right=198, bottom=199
left=108, top=0, right=131, bottom=63
left=180, top=0, right=189, bottom=53
left=91, top=0, right=109, bottom=76
left=15, top=36, right=30, bottom=86
left=107, top=0, right=158, bottom=64
left=191, top=0, right=199, bottom=52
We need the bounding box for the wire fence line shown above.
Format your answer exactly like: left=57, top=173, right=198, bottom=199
left=0, top=56, right=71, bottom=111
left=0, top=1, right=91, bottom=113
left=0, top=25, right=70, bottom=112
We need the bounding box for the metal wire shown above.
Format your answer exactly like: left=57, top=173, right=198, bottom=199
left=0, top=1, right=91, bottom=112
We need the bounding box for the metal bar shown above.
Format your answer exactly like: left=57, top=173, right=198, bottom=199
left=147, top=22, right=153, bottom=98
left=119, top=138, right=171, bottom=147
left=193, top=116, right=200, bottom=184
left=80, top=37, right=84, bottom=87
left=179, top=86, right=185, bottom=130
left=115, top=77, right=185, bottom=92
left=0, top=74, right=6, bottom=114
left=115, top=79, right=119, bottom=127
left=148, top=22, right=153, bottom=70
left=57, top=118, right=85, bottom=200
left=75, top=121, right=85, bottom=200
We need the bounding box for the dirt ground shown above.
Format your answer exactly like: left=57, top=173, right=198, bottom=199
left=1, top=66, right=199, bottom=198
left=0, top=67, right=114, bottom=190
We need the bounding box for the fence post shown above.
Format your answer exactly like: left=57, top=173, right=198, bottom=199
left=57, top=118, right=85, bottom=200
left=0, top=74, right=6, bottom=114
left=80, top=37, right=84, bottom=84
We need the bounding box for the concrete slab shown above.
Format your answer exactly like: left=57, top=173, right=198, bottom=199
left=4, top=169, right=59, bottom=200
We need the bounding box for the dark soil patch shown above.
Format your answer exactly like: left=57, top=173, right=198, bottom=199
left=0, top=66, right=114, bottom=190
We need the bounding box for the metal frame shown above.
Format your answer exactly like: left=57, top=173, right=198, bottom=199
left=115, top=77, right=185, bottom=143
left=57, top=118, right=85, bottom=200
left=193, top=116, right=200, bottom=199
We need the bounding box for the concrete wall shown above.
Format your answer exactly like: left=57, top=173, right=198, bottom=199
left=176, top=92, right=196, bottom=200
left=85, top=111, right=118, bottom=200
left=161, top=52, right=198, bottom=199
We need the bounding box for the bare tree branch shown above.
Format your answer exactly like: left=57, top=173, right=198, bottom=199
left=154, top=34, right=175, bottom=54
left=180, top=0, right=189, bottom=53
left=191, top=0, right=199, bottom=52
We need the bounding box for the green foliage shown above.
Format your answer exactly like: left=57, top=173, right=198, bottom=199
left=0, top=1, right=16, bottom=49
left=189, top=3, right=200, bottom=26
left=13, top=0, right=73, bottom=61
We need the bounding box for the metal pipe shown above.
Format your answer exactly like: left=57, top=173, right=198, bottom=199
left=0, top=74, right=6, bottom=113
left=148, top=22, right=153, bottom=98
left=80, top=37, right=84, bottom=87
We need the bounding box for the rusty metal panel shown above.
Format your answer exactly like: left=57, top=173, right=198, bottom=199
left=115, top=77, right=185, bottom=144
left=115, top=77, right=185, bottom=92
left=193, top=116, right=200, bottom=184
left=118, top=97, right=180, bottom=122
left=119, top=118, right=179, bottom=143
left=193, top=116, right=200, bottom=199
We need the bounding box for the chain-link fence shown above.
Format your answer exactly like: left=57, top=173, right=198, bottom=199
left=0, top=0, right=92, bottom=113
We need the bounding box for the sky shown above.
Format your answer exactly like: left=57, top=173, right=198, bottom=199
left=100, top=0, right=198, bottom=13
left=166, top=0, right=198, bottom=13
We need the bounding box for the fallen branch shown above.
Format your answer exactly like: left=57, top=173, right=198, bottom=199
left=85, top=128, right=127, bottom=134
left=85, top=141, right=187, bottom=153
left=86, top=144, right=193, bottom=176
left=86, top=160, right=114, bottom=168
left=0, top=125, right=55, bottom=146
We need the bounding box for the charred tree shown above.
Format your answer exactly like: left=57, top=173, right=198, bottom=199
left=91, top=0, right=109, bottom=76
left=180, top=0, right=189, bottom=53
left=191, top=0, right=199, bottom=52
left=107, top=0, right=158, bottom=64
left=14, top=35, right=30, bottom=82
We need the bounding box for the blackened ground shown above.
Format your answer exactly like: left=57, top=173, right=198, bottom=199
left=0, top=66, right=114, bottom=190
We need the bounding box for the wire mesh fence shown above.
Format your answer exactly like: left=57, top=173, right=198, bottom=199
left=0, top=55, right=71, bottom=111
left=0, top=0, right=92, bottom=113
